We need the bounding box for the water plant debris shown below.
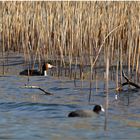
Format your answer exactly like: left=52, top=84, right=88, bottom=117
left=21, top=85, right=53, bottom=95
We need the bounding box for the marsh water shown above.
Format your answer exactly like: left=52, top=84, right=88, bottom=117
left=0, top=53, right=139, bottom=139
left=0, top=74, right=139, bottom=140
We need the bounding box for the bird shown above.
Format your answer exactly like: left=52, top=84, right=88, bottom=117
left=19, top=63, right=55, bottom=76
left=19, top=69, right=41, bottom=76
left=68, top=105, right=105, bottom=117
left=42, top=62, right=55, bottom=76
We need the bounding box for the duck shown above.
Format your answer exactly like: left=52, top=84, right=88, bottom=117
left=68, top=105, right=105, bottom=117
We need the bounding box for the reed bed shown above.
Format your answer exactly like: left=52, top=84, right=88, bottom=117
left=0, top=1, right=140, bottom=85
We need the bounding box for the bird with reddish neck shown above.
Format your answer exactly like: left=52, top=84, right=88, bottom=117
left=42, top=62, right=55, bottom=76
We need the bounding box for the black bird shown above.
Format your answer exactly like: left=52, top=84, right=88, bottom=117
left=68, top=105, right=105, bottom=117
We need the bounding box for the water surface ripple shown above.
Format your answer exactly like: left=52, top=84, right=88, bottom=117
left=0, top=76, right=139, bottom=139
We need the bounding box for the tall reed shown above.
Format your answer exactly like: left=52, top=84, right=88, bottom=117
left=0, top=1, right=139, bottom=81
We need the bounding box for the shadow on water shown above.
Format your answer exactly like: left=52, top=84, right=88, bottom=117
left=0, top=102, right=77, bottom=112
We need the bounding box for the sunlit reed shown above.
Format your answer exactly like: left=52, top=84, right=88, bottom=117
left=0, top=1, right=139, bottom=82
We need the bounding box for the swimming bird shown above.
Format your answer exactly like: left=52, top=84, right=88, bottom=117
left=19, top=63, right=55, bottom=76
left=42, top=63, right=55, bottom=76
left=68, top=105, right=105, bottom=117
left=19, top=69, right=41, bottom=76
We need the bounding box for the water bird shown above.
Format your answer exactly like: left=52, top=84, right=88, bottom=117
left=42, top=63, right=55, bottom=76
left=68, top=105, right=105, bottom=117
left=19, top=69, right=41, bottom=76
left=19, top=63, right=55, bottom=76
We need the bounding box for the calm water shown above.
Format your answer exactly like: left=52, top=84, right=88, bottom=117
left=0, top=75, right=139, bottom=140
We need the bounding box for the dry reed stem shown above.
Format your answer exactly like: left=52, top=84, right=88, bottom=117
left=0, top=2, right=140, bottom=82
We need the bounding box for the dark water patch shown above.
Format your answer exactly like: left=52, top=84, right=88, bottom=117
left=116, top=90, right=140, bottom=105
left=0, top=75, right=15, bottom=78
left=35, top=77, right=53, bottom=81
left=0, top=56, right=23, bottom=59
left=0, top=61, right=24, bottom=66
left=0, top=102, right=78, bottom=112
left=0, top=137, right=18, bottom=140
left=50, top=87, right=70, bottom=91
left=119, top=88, right=140, bottom=93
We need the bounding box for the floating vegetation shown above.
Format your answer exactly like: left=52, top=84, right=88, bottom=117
left=21, top=85, right=53, bottom=95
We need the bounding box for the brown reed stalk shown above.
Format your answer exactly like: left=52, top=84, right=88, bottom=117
left=2, top=6, right=5, bottom=75
left=104, top=44, right=110, bottom=131
left=91, top=24, right=123, bottom=70
left=136, top=46, right=140, bottom=82
left=116, top=49, right=119, bottom=90
left=0, top=1, right=140, bottom=81
left=120, top=44, right=123, bottom=83
left=74, top=56, right=78, bottom=87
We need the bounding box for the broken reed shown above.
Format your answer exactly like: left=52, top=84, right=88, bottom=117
left=0, top=1, right=140, bottom=82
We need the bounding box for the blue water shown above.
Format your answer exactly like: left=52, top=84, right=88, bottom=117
left=0, top=75, right=139, bottom=139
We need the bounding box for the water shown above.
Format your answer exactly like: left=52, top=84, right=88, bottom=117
left=0, top=75, right=139, bottom=140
